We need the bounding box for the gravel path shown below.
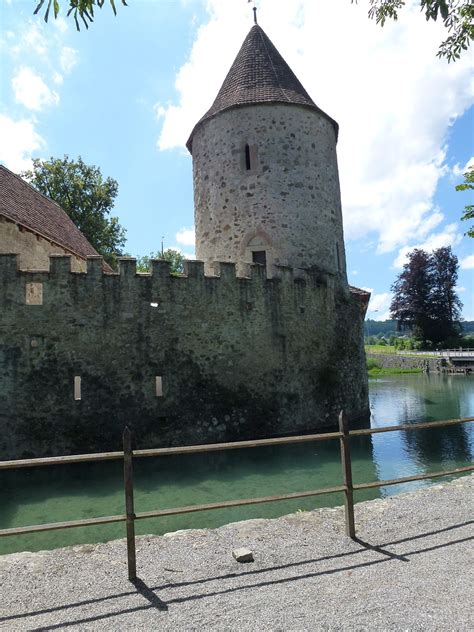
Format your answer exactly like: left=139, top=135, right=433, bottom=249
left=1, top=475, right=473, bottom=631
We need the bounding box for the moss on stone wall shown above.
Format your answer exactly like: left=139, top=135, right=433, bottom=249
left=0, top=254, right=369, bottom=459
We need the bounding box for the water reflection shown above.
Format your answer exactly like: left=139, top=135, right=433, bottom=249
left=402, top=425, right=471, bottom=469
left=369, top=373, right=473, bottom=494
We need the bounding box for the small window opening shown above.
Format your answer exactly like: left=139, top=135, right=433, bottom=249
left=336, top=242, right=341, bottom=272
left=155, top=376, right=163, bottom=397
left=74, top=376, right=81, bottom=401
left=245, top=144, right=252, bottom=171
left=252, top=250, right=267, bottom=266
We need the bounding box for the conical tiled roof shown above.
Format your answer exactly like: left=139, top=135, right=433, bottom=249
left=187, top=24, right=338, bottom=151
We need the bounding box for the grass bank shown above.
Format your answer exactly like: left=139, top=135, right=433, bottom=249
left=365, top=344, right=396, bottom=354
left=366, top=356, right=423, bottom=377
left=368, top=367, right=423, bottom=377
left=365, top=345, right=438, bottom=359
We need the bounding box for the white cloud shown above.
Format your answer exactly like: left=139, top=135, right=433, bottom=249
left=54, top=17, right=69, bottom=34
left=452, top=156, right=474, bottom=178
left=0, top=114, right=44, bottom=173
left=12, top=66, right=59, bottom=111
left=393, top=223, right=463, bottom=268
left=156, top=0, right=473, bottom=257
left=1, top=19, right=79, bottom=172
left=365, top=290, right=392, bottom=320
left=20, top=23, right=48, bottom=56
left=2, top=21, right=78, bottom=103
left=168, top=245, right=196, bottom=260
left=350, top=270, right=358, bottom=276
left=460, top=255, right=474, bottom=270
left=176, top=227, right=196, bottom=247
left=59, top=46, right=79, bottom=73
left=456, top=286, right=466, bottom=293
left=154, top=104, right=167, bottom=120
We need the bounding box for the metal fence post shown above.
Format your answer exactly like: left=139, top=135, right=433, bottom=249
left=339, top=410, right=355, bottom=538
left=123, top=426, right=137, bottom=580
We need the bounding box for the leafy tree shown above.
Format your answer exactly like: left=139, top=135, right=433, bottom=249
left=354, top=1, right=473, bottom=61
left=390, top=249, right=433, bottom=342
left=136, top=249, right=185, bottom=275
left=22, top=156, right=126, bottom=268
left=390, top=246, right=462, bottom=344
left=430, top=246, right=462, bottom=340
left=34, top=0, right=127, bottom=30
left=456, top=166, right=474, bottom=237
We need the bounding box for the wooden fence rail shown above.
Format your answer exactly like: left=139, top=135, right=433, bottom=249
left=0, top=414, right=473, bottom=582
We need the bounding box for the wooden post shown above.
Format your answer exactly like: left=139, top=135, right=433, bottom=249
left=339, top=410, right=355, bottom=538
left=123, top=426, right=137, bottom=581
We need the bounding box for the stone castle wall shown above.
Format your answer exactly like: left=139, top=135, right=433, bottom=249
left=0, top=215, right=86, bottom=272
left=0, top=254, right=369, bottom=459
left=192, top=104, right=347, bottom=279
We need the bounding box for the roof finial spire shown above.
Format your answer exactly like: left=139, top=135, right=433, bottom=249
left=253, top=6, right=257, bottom=24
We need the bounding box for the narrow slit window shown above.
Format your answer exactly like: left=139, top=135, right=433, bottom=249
left=336, top=242, right=341, bottom=271
left=74, top=376, right=81, bottom=401
left=155, top=376, right=163, bottom=397
left=245, top=144, right=252, bottom=171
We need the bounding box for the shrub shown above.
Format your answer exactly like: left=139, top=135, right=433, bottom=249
left=366, top=358, right=381, bottom=370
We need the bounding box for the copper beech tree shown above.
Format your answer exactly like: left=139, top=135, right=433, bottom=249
left=390, top=246, right=462, bottom=345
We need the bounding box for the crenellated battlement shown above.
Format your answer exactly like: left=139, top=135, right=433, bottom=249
left=0, top=254, right=371, bottom=319
left=0, top=253, right=343, bottom=295
left=0, top=253, right=332, bottom=281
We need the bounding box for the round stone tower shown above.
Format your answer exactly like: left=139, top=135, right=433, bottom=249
left=187, top=23, right=348, bottom=283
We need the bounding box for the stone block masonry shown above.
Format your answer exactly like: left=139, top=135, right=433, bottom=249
left=0, top=254, right=369, bottom=459
left=366, top=353, right=439, bottom=371
left=192, top=104, right=347, bottom=279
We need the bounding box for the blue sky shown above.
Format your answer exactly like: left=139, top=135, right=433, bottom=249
left=0, top=0, right=472, bottom=320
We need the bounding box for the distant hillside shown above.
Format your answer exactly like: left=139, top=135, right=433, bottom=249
left=364, top=320, right=474, bottom=336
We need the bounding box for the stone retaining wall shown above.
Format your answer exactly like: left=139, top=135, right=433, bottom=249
left=367, top=353, right=439, bottom=371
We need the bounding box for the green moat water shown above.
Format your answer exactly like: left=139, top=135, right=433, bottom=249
left=1, top=373, right=473, bottom=555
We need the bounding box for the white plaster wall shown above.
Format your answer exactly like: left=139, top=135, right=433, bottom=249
left=191, top=103, right=347, bottom=283
left=0, top=216, right=86, bottom=272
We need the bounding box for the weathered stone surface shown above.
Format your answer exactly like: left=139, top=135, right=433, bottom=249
left=232, top=547, right=254, bottom=563
left=0, top=215, right=86, bottom=272
left=0, top=254, right=368, bottom=459
left=191, top=104, right=346, bottom=280
left=366, top=353, right=438, bottom=371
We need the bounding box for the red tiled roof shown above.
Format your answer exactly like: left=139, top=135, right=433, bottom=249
left=0, top=164, right=101, bottom=261
left=349, top=286, right=371, bottom=297
left=187, top=24, right=338, bottom=152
